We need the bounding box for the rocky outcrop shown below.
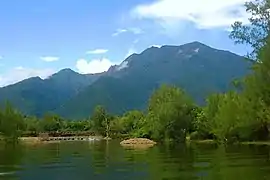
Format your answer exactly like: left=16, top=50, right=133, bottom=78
left=120, top=138, right=156, bottom=149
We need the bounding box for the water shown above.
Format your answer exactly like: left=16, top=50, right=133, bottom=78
left=0, top=140, right=270, bottom=180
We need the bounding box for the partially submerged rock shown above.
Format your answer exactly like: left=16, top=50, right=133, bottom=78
left=120, top=138, right=156, bottom=149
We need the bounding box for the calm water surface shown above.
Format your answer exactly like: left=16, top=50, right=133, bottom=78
left=0, top=140, right=270, bottom=180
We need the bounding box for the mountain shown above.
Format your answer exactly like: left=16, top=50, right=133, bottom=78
left=0, top=68, right=102, bottom=116
left=0, top=42, right=252, bottom=119
left=55, top=42, right=253, bottom=119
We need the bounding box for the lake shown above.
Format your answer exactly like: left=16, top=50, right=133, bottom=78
left=0, top=140, right=270, bottom=180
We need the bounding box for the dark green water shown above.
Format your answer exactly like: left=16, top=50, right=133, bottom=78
left=0, top=140, right=270, bottom=180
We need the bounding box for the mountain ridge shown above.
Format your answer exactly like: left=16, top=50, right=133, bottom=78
left=0, top=41, right=253, bottom=118
left=55, top=42, right=252, bottom=119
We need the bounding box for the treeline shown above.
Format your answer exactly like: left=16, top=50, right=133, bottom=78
left=1, top=0, right=270, bottom=144
left=0, top=85, right=198, bottom=142
left=0, top=103, right=93, bottom=140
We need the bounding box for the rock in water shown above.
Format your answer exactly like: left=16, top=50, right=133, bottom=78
left=120, top=138, right=156, bottom=149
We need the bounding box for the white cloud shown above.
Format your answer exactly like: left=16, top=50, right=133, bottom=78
left=133, top=39, right=139, bottom=44
left=112, top=27, right=144, bottom=36
left=40, top=56, right=59, bottom=62
left=129, top=27, right=144, bottom=34
left=112, top=29, right=128, bottom=36
left=152, top=44, right=162, bottom=48
left=86, top=49, right=108, bottom=54
left=116, top=61, right=129, bottom=71
left=131, top=0, right=251, bottom=29
left=76, top=58, right=114, bottom=74
left=0, top=67, right=55, bottom=87
left=125, top=48, right=137, bottom=59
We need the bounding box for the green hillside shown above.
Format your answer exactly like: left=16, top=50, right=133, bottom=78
left=55, top=42, right=253, bottom=119
left=0, top=42, right=253, bottom=119
left=0, top=68, right=102, bottom=116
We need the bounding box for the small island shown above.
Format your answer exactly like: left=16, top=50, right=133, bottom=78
left=120, top=138, right=157, bottom=149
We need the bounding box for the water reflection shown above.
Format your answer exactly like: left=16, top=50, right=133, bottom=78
left=0, top=141, right=269, bottom=180
left=0, top=143, right=24, bottom=180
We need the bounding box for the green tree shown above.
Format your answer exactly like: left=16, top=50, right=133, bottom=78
left=240, top=35, right=270, bottom=140
left=212, top=92, right=243, bottom=142
left=118, top=110, right=144, bottom=134
left=64, top=120, right=91, bottom=132
left=24, top=116, right=39, bottom=132
left=146, top=84, right=194, bottom=142
left=91, top=105, right=110, bottom=136
left=0, top=102, right=25, bottom=142
left=230, top=0, right=270, bottom=60
left=39, top=113, right=64, bottom=132
left=199, top=93, right=224, bottom=137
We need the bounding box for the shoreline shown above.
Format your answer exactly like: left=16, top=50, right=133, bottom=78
left=2, top=136, right=270, bottom=146
left=189, top=139, right=270, bottom=146
left=18, top=136, right=104, bottom=145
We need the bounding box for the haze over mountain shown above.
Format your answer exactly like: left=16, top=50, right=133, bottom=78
left=0, top=42, right=252, bottom=119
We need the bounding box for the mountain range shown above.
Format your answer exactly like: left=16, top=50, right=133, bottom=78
left=0, top=42, right=253, bottom=119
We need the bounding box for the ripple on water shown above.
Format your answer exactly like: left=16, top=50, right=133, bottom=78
left=1, top=142, right=270, bottom=179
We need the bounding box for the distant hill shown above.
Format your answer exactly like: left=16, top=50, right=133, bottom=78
left=55, top=42, right=253, bottom=119
left=0, top=68, right=102, bottom=116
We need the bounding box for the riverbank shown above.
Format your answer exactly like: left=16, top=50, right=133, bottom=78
left=2, top=135, right=270, bottom=147
left=19, top=137, right=58, bottom=145
left=188, top=139, right=216, bottom=144
left=17, top=135, right=104, bottom=145
left=188, top=139, right=270, bottom=146
left=240, top=141, right=270, bottom=145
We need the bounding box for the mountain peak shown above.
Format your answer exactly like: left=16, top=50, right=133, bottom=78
left=6, top=76, right=43, bottom=88
left=57, top=68, right=76, bottom=74
left=181, top=41, right=211, bottom=49
left=49, top=68, right=78, bottom=78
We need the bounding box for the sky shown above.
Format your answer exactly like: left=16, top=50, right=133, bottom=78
left=0, top=0, right=252, bottom=87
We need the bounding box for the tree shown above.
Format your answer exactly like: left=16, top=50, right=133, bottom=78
left=146, top=84, right=194, bottom=142
left=240, top=35, right=270, bottom=140
left=117, top=110, right=144, bottom=134
left=212, top=92, right=243, bottom=142
left=225, top=0, right=270, bottom=142
left=39, top=113, right=64, bottom=132
left=91, top=105, right=110, bottom=136
left=200, top=93, right=224, bottom=136
left=230, top=0, right=270, bottom=60
left=24, top=116, right=40, bottom=132
left=0, top=102, right=25, bottom=142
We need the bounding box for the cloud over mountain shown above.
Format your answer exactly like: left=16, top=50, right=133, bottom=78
left=76, top=58, right=114, bottom=74
left=131, top=0, right=250, bottom=29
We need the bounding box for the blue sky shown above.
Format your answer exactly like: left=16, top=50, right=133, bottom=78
left=0, top=0, right=251, bottom=86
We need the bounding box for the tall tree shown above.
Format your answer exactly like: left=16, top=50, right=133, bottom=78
left=91, top=105, right=109, bottom=136
left=40, top=113, right=64, bottom=132
left=230, top=0, right=270, bottom=60
left=146, top=84, right=194, bottom=142
left=0, top=102, right=25, bottom=141
left=242, top=35, right=270, bottom=139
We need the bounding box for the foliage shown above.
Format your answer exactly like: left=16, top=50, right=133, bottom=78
left=143, top=85, right=195, bottom=142
left=0, top=102, right=25, bottom=142
left=90, top=105, right=110, bottom=136
left=230, top=0, right=270, bottom=60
